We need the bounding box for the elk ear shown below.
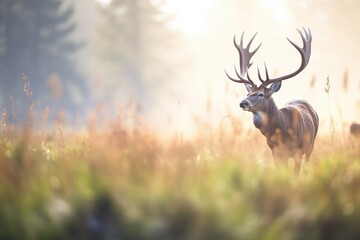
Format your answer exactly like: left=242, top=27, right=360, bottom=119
left=244, top=83, right=252, bottom=92
left=269, top=81, right=282, bottom=94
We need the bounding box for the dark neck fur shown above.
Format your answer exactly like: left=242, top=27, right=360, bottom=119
left=252, top=98, right=280, bottom=134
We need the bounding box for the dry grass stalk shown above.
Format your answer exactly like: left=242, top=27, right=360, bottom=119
left=309, top=75, right=316, bottom=88
left=10, top=95, right=16, bottom=124
left=342, top=69, right=348, bottom=91
left=22, top=73, right=32, bottom=102
left=55, top=112, right=65, bottom=141
left=2, top=108, right=7, bottom=138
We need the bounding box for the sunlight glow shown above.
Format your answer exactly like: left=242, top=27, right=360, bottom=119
left=163, top=0, right=213, bottom=37
left=95, top=0, right=111, bottom=7
left=261, top=0, right=292, bottom=24
left=94, top=0, right=211, bottom=37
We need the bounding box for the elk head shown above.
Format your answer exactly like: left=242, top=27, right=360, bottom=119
left=225, top=28, right=312, bottom=113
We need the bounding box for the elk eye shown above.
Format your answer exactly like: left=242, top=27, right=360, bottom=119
left=258, top=93, right=264, bottom=98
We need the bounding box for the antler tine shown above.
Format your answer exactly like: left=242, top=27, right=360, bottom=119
left=301, top=26, right=311, bottom=41
left=287, top=27, right=312, bottom=68
left=223, top=65, right=255, bottom=85
left=224, top=69, right=250, bottom=84
left=246, top=33, right=262, bottom=56
left=235, top=65, right=255, bottom=85
left=264, top=62, right=270, bottom=80
left=257, top=66, right=263, bottom=83
left=225, top=69, right=240, bottom=83
left=261, top=28, right=312, bottom=87
left=257, top=62, right=270, bottom=84
left=246, top=72, right=254, bottom=83
left=234, top=33, right=253, bottom=76
left=226, top=32, right=261, bottom=87
left=244, top=33, right=262, bottom=71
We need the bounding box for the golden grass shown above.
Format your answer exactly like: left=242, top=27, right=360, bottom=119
left=1, top=75, right=360, bottom=239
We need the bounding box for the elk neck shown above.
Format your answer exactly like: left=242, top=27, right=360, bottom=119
left=252, top=97, right=281, bottom=136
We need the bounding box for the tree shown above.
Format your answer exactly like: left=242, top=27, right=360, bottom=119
left=96, top=0, right=181, bottom=111
left=0, top=0, right=84, bottom=116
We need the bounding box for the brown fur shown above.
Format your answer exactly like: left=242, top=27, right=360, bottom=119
left=256, top=98, right=318, bottom=174
left=241, top=86, right=319, bottom=175
left=350, top=122, right=360, bottom=138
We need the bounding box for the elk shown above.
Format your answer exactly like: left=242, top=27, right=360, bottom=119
left=350, top=122, right=360, bottom=152
left=350, top=122, right=360, bottom=138
left=225, top=28, right=319, bottom=175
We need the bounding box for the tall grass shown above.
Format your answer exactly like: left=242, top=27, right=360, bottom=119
left=0, top=75, right=360, bottom=239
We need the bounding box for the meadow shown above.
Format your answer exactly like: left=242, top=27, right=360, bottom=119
left=1, top=83, right=360, bottom=240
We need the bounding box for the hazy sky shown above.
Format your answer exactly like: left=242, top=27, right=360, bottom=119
left=85, top=0, right=360, bottom=137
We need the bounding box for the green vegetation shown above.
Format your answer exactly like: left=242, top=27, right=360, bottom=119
left=0, top=112, right=360, bottom=240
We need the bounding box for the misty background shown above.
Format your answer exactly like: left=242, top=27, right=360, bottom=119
left=1, top=0, right=359, bottom=137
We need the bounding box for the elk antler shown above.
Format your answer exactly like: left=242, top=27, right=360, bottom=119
left=259, top=27, right=312, bottom=87
left=225, top=32, right=262, bottom=87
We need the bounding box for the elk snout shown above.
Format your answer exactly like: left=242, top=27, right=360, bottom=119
left=240, top=100, right=251, bottom=110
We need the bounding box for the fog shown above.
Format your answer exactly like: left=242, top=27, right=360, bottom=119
left=1, top=0, right=360, bottom=137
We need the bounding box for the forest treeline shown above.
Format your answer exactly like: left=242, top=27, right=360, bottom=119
left=0, top=0, right=179, bottom=122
